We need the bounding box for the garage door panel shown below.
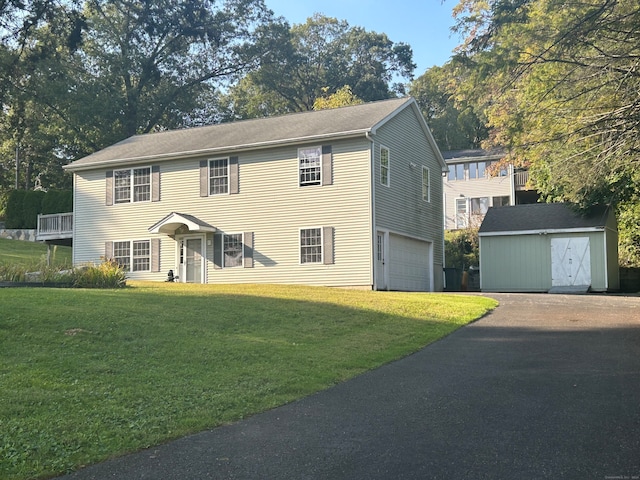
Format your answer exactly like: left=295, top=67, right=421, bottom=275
left=389, top=234, right=431, bottom=291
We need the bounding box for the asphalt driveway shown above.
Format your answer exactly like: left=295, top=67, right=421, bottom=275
left=59, top=293, right=640, bottom=480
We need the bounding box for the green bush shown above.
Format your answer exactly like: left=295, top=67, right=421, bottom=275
left=72, top=260, right=127, bottom=288
left=5, top=190, right=27, bottom=228
left=445, top=228, right=479, bottom=270
left=22, top=190, right=46, bottom=228
left=41, top=189, right=73, bottom=215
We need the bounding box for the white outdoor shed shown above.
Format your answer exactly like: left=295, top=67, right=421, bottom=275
left=479, top=203, right=619, bottom=293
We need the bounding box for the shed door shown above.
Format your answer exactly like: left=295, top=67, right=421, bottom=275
left=551, top=237, right=591, bottom=287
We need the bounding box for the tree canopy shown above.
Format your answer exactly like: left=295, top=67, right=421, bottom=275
left=219, top=14, right=415, bottom=119
left=0, top=0, right=279, bottom=191
left=451, top=0, right=640, bottom=207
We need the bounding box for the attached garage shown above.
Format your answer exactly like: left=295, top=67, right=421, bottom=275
left=479, top=203, right=619, bottom=293
left=388, top=234, right=433, bottom=292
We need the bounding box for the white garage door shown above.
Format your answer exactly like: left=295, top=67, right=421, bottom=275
left=388, top=234, right=432, bottom=291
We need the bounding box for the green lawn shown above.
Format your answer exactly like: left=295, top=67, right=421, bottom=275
left=0, top=238, right=72, bottom=267
left=0, top=282, right=497, bottom=479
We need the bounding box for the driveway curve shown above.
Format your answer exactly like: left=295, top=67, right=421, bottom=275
left=59, top=293, right=640, bottom=480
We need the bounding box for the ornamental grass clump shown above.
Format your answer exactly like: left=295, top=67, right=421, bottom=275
left=71, top=259, right=126, bottom=288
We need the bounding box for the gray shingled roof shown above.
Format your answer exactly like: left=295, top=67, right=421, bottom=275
left=66, top=97, right=439, bottom=171
left=479, top=203, right=611, bottom=234
left=442, top=148, right=505, bottom=163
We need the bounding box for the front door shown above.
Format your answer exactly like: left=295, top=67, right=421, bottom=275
left=180, top=236, right=205, bottom=283
left=551, top=237, right=591, bottom=287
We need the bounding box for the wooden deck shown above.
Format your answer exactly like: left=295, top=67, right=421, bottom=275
left=36, top=212, right=73, bottom=241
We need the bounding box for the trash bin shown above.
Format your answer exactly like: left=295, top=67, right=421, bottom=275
left=443, top=267, right=462, bottom=291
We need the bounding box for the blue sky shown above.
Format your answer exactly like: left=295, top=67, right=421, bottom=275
left=265, top=0, right=462, bottom=77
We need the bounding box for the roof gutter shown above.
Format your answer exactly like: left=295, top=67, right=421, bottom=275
left=479, top=226, right=606, bottom=237
left=64, top=130, right=371, bottom=172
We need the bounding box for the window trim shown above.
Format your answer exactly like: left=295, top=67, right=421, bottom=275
left=208, top=157, right=230, bottom=196
left=422, top=166, right=431, bottom=202
left=299, top=227, right=323, bottom=265
left=380, top=145, right=390, bottom=187
left=298, top=146, right=322, bottom=187
left=112, top=239, right=151, bottom=272
left=455, top=198, right=468, bottom=229
left=112, top=166, right=152, bottom=204
left=222, top=232, right=244, bottom=269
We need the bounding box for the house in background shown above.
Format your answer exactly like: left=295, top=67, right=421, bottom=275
left=443, top=149, right=539, bottom=230
left=479, top=203, right=619, bottom=293
left=62, top=97, right=447, bottom=291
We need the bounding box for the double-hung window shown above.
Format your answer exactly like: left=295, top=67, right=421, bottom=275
left=299, top=147, right=321, bottom=186
left=223, top=233, right=243, bottom=267
left=112, top=240, right=151, bottom=272
left=209, top=158, right=229, bottom=195
left=113, top=167, right=151, bottom=203
left=300, top=228, right=323, bottom=263
left=422, top=167, right=430, bottom=202
left=380, top=146, right=390, bottom=186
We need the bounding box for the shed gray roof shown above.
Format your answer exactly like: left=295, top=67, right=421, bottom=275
left=66, top=97, right=445, bottom=171
left=479, top=203, right=611, bottom=234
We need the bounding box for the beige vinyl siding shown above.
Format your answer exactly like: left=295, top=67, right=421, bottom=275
left=443, top=172, right=512, bottom=230
left=73, top=138, right=373, bottom=287
left=372, top=105, right=444, bottom=290
left=480, top=231, right=608, bottom=292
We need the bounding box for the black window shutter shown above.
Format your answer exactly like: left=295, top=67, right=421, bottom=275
left=152, top=166, right=160, bottom=202
left=199, top=160, right=208, bottom=197
left=322, top=145, right=333, bottom=186
left=323, top=226, right=334, bottom=264
left=213, top=234, right=223, bottom=269
left=243, top=232, right=254, bottom=268
left=230, top=156, right=239, bottom=194
left=106, top=171, right=113, bottom=205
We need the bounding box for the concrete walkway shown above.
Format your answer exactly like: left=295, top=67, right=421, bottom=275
left=60, top=294, right=640, bottom=479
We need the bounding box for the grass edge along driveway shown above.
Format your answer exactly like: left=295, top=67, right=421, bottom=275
left=0, top=282, right=496, bottom=480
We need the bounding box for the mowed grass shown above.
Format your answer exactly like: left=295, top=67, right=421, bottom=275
left=0, top=282, right=497, bottom=479
left=0, top=238, right=72, bottom=268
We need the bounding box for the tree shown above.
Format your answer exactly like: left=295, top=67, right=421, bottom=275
left=0, top=0, right=281, bottom=192
left=452, top=0, right=640, bottom=205
left=410, top=63, right=487, bottom=151
left=451, top=0, right=640, bottom=263
left=220, top=14, right=415, bottom=118
left=313, top=85, right=363, bottom=110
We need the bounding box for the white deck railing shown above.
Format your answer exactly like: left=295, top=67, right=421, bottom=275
left=36, top=212, right=73, bottom=240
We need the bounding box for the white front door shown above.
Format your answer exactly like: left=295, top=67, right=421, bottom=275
left=551, top=237, right=591, bottom=287
left=179, top=236, right=205, bottom=283
left=376, top=232, right=387, bottom=290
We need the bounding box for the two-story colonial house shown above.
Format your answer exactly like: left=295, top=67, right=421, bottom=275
left=63, top=97, right=447, bottom=291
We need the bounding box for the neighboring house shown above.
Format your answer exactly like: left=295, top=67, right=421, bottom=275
left=443, top=149, right=539, bottom=230
left=63, top=97, right=447, bottom=291
left=479, top=203, right=619, bottom=293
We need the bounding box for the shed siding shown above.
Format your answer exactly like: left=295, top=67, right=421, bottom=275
left=480, top=231, right=608, bottom=292
left=372, top=106, right=444, bottom=290
left=73, top=138, right=373, bottom=287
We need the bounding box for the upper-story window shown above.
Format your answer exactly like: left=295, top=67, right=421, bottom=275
left=422, top=166, right=430, bottom=202
left=114, top=167, right=151, bottom=203
left=209, top=158, right=229, bottom=195
left=469, top=161, right=487, bottom=179
left=448, top=163, right=465, bottom=181
left=380, top=146, right=390, bottom=186
left=299, top=147, right=322, bottom=186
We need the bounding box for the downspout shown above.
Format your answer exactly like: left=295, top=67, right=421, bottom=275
left=366, top=131, right=376, bottom=290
